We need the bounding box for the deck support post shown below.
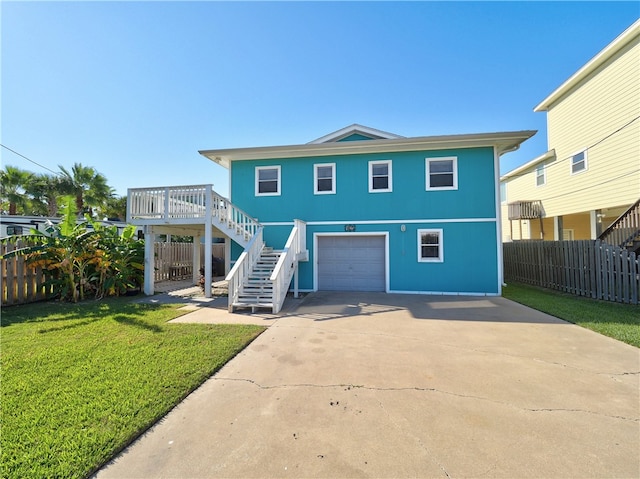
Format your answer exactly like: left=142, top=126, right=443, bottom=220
left=204, top=187, right=213, bottom=298
left=144, top=226, right=155, bottom=295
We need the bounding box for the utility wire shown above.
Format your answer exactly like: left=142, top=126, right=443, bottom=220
left=502, top=115, right=640, bottom=180
left=0, top=144, right=62, bottom=176
left=531, top=168, right=639, bottom=202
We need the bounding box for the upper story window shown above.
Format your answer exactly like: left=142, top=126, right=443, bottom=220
left=369, top=160, right=392, bottom=193
left=536, top=164, right=546, bottom=186
left=314, top=163, right=335, bottom=195
left=500, top=182, right=507, bottom=203
left=418, top=229, right=443, bottom=263
left=426, top=157, right=457, bottom=190
left=255, top=166, right=281, bottom=196
left=571, top=150, right=588, bottom=175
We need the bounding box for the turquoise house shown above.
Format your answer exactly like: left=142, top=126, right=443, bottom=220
left=192, top=125, right=535, bottom=310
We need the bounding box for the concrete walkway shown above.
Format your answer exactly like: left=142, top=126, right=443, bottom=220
left=95, top=292, right=639, bottom=478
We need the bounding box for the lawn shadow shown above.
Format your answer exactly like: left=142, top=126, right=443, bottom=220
left=112, top=314, right=164, bottom=333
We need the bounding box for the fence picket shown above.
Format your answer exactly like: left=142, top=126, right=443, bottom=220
left=504, top=240, right=639, bottom=305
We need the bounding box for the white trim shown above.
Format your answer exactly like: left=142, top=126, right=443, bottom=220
left=389, top=290, right=498, bottom=297
left=260, top=218, right=497, bottom=227
left=308, top=124, right=404, bottom=144
left=313, top=232, right=389, bottom=293
left=417, top=228, right=444, bottom=263
left=570, top=149, right=588, bottom=175
left=255, top=165, right=281, bottom=196
left=368, top=160, right=393, bottom=193
left=493, top=146, right=503, bottom=295
left=426, top=156, right=458, bottom=191
left=314, top=162, right=336, bottom=195
left=535, top=163, right=546, bottom=187
left=201, top=130, right=537, bottom=168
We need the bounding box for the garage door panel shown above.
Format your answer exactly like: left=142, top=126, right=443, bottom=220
left=317, top=236, right=385, bottom=292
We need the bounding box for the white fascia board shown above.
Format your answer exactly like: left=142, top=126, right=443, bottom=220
left=500, top=149, right=556, bottom=181
left=534, top=19, right=640, bottom=112
left=200, top=130, right=537, bottom=169
left=308, top=124, right=404, bottom=144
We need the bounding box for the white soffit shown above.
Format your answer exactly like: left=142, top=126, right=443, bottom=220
left=200, top=130, right=537, bottom=169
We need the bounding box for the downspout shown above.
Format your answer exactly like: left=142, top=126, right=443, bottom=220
left=496, top=143, right=522, bottom=294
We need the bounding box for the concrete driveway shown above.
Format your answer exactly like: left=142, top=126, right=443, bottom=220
left=95, top=292, right=639, bottom=478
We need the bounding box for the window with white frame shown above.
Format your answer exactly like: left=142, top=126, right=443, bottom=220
left=500, top=182, right=507, bottom=203
left=418, top=229, right=443, bottom=262
left=536, top=164, right=546, bottom=186
left=426, top=157, right=457, bottom=190
left=314, top=163, right=335, bottom=194
left=255, top=166, right=281, bottom=196
left=369, top=160, right=392, bottom=192
left=571, top=150, right=588, bottom=174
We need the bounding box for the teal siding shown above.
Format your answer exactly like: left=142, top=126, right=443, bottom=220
left=337, top=133, right=377, bottom=142
left=231, top=147, right=496, bottom=224
left=229, top=145, right=500, bottom=294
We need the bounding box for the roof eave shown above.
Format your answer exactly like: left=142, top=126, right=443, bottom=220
left=500, top=149, right=556, bottom=181
left=199, top=131, right=537, bottom=168
left=534, top=19, right=640, bottom=112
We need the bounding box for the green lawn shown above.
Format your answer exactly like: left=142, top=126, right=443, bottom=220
left=1, top=298, right=265, bottom=479
left=502, top=282, right=639, bottom=348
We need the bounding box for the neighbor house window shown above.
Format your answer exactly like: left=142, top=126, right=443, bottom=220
left=6, top=225, right=23, bottom=235
left=314, top=163, right=335, bottom=194
left=418, top=229, right=443, bottom=262
left=255, top=166, right=281, bottom=196
left=500, top=182, right=507, bottom=203
left=571, top=150, right=588, bottom=174
left=426, top=157, right=457, bottom=190
left=536, top=164, right=546, bottom=186
left=369, top=160, right=392, bottom=192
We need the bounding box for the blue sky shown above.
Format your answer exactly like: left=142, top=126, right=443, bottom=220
left=2, top=1, right=638, bottom=198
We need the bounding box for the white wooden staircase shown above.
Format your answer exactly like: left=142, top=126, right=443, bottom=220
left=127, top=185, right=307, bottom=311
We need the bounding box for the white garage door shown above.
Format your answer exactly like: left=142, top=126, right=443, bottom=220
left=317, top=235, right=386, bottom=291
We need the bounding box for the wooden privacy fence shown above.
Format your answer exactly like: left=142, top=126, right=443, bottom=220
left=503, top=240, right=639, bottom=304
left=154, top=242, right=225, bottom=282
left=2, top=241, right=225, bottom=306
left=1, top=239, right=52, bottom=306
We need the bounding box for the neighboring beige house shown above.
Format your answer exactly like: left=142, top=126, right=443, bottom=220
left=501, top=19, right=639, bottom=243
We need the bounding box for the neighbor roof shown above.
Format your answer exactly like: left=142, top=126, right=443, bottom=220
left=500, top=149, right=556, bottom=181
left=200, top=130, right=537, bottom=169
left=534, top=19, right=640, bottom=112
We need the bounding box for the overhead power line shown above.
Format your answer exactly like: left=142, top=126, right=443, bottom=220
left=503, top=115, right=640, bottom=181
left=0, top=144, right=62, bottom=176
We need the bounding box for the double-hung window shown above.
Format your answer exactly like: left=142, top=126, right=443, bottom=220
left=418, top=229, right=443, bottom=262
left=314, top=163, right=336, bottom=194
left=255, top=166, right=281, bottom=196
left=571, top=150, right=588, bottom=174
left=426, top=157, right=457, bottom=190
left=369, top=160, right=392, bottom=192
left=536, top=164, right=546, bottom=186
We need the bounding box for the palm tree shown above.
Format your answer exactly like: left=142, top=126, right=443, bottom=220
left=59, top=163, right=113, bottom=217
left=102, top=195, right=128, bottom=221
left=27, top=173, right=68, bottom=216
left=0, top=165, right=34, bottom=215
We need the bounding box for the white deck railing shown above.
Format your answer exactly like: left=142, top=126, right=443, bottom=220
left=226, top=227, right=264, bottom=312
left=128, top=184, right=260, bottom=243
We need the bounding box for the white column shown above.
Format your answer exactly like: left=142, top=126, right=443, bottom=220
left=590, top=210, right=602, bottom=239
left=204, top=188, right=213, bottom=298
left=144, top=226, right=155, bottom=295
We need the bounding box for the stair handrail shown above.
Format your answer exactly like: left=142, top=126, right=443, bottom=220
left=226, top=227, right=264, bottom=312
left=270, top=225, right=300, bottom=314
left=210, top=191, right=261, bottom=243
left=598, top=199, right=640, bottom=247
